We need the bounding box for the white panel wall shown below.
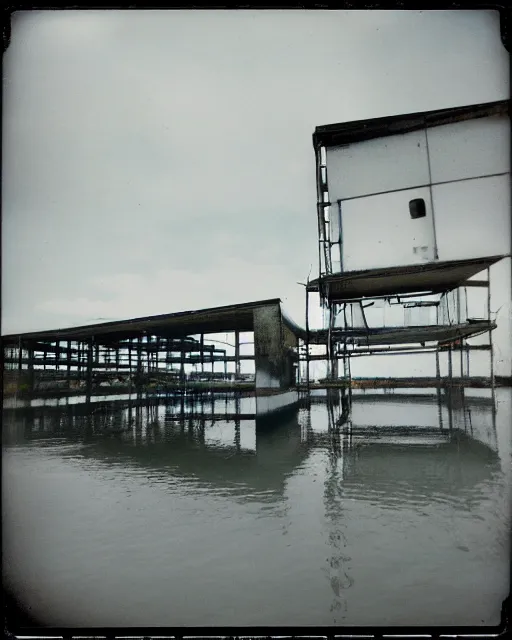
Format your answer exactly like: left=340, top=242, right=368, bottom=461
left=433, top=174, right=510, bottom=261
left=325, top=129, right=429, bottom=202
left=341, top=187, right=435, bottom=270
left=427, top=115, right=510, bottom=184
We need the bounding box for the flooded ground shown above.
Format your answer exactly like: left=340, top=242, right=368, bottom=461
left=3, top=388, right=511, bottom=627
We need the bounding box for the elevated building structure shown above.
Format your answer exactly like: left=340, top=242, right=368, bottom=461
left=305, top=99, right=510, bottom=391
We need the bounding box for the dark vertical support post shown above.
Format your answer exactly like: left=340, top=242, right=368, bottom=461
left=116, top=345, right=120, bottom=376
left=343, top=304, right=350, bottom=405
left=487, top=267, right=494, bottom=394
left=67, top=340, right=71, bottom=388
left=305, top=286, right=310, bottom=390
left=28, top=343, right=34, bottom=392
left=435, top=347, right=443, bottom=430
left=235, top=331, right=240, bottom=379
left=147, top=335, right=151, bottom=374
left=55, top=340, right=60, bottom=372
left=137, top=336, right=143, bottom=395
left=456, top=287, right=461, bottom=384
left=200, top=334, right=204, bottom=376
left=43, top=343, right=47, bottom=372
left=180, top=339, right=185, bottom=384
left=17, top=337, right=23, bottom=371
left=86, top=336, right=93, bottom=403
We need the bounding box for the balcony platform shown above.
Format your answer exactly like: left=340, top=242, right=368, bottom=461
left=307, top=255, right=507, bottom=302
left=309, top=320, right=495, bottom=347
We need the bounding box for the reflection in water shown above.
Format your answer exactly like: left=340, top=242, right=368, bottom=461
left=2, top=388, right=510, bottom=627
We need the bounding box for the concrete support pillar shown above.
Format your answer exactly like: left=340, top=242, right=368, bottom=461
left=254, top=304, right=297, bottom=391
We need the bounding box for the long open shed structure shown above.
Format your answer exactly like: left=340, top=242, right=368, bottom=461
left=2, top=298, right=306, bottom=397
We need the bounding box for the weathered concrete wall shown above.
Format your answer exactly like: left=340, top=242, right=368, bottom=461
left=254, top=304, right=297, bottom=391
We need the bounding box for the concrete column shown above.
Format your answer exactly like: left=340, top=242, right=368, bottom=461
left=254, top=304, right=297, bottom=391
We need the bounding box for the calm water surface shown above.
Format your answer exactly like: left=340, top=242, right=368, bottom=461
left=3, top=389, right=511, bottom=627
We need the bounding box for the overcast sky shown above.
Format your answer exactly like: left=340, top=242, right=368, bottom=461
left=2, top=9, right=510, bottom=374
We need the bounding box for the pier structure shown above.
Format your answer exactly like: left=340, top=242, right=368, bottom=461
left=303, top=99, right=510, bottom=402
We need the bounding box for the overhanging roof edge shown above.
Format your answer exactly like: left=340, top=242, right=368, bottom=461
left=313, top=99, right=510, bottom=149
left=1, top=298, right=285, bottom=342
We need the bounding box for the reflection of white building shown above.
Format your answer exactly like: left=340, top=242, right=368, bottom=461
left=306, top=99, right=511, bottom=381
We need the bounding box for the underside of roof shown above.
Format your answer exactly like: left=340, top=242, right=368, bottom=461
left=307, top=255, right=507, bottom=302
